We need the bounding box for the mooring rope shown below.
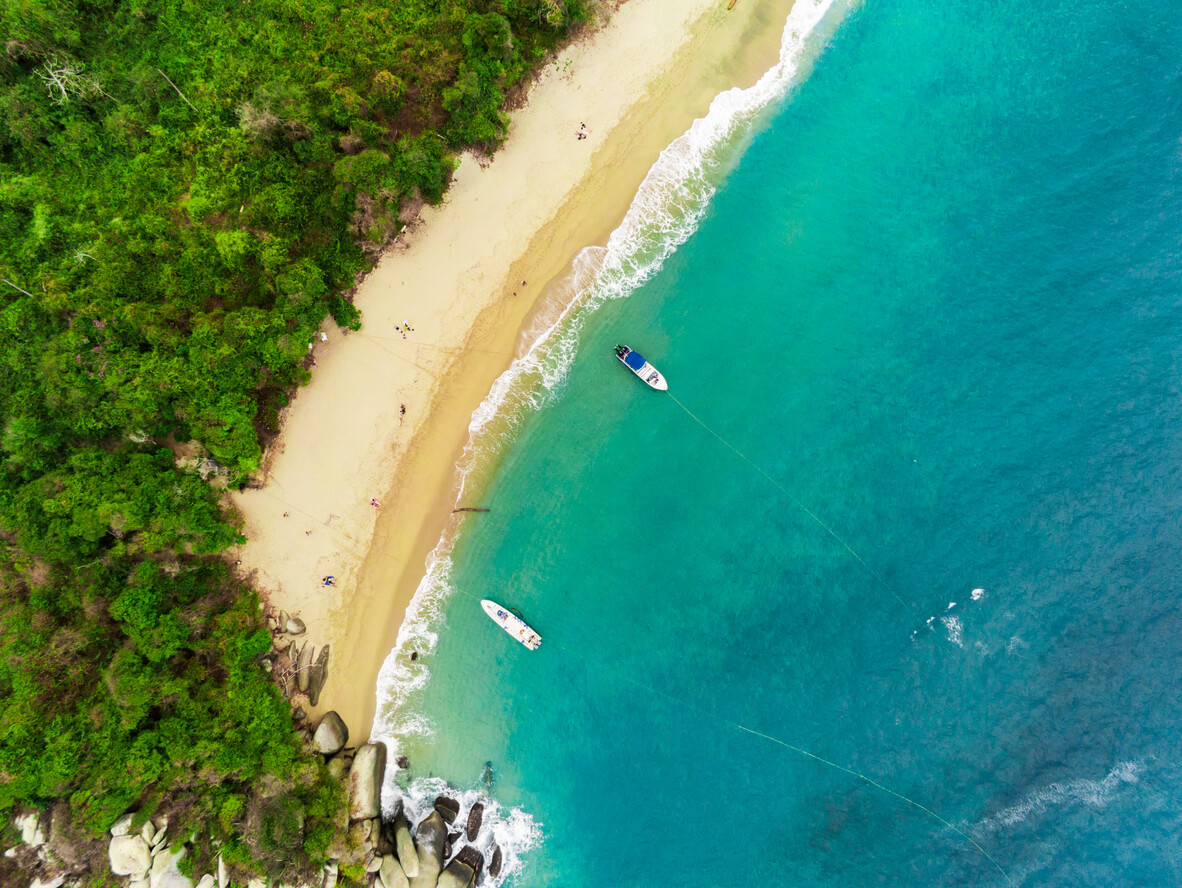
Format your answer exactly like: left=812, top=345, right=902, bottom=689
left=668, top=392, right=908, bottom=608
left=425, top=603, right=1013, bottom=885
left=614, top=670, right=1014, bottom=886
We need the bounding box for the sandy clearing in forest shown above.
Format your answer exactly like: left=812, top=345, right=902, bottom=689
left=228, top=0, right=797, bottom=740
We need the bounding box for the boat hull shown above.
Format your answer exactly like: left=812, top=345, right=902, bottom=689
left=481, top=599, right=542, bottom=650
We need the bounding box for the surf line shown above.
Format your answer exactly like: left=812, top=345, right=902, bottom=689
left=616, top=670, right=1014, bottom=886
left=667, top=393, right=908, bottom=608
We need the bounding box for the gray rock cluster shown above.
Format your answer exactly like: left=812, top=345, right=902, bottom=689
left=4, top=810, right=69, bottom=888
left=106, top=815, right=201, bottom=888
left=12, top=713, right=502, bottom=888
left=311, top=713, right=491, bottom=888
left=264, top=610, right=330, bottom=707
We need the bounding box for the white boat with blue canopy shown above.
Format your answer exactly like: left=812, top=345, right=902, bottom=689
left=481, top=599, right=542, bottom=650
left=614, top=344, right=668, bottom=390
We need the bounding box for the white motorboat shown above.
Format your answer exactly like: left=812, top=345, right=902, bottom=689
left=614, top=344, right=668, bottom=391
left=481, top=599, right=542, bottom=650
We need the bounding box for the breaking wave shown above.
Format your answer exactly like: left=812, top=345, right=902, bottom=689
left=383, top=776, right=542, bottom=888
left=971, top=760, right=1146, bottom=838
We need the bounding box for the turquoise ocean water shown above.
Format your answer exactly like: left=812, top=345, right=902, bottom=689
left=374, top=0, right=1182, bottom=884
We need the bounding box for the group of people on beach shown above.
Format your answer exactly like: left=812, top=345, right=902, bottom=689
left=576, top=122, right=589, bottom=140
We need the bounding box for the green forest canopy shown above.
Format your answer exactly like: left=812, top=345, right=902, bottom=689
left=0, top=0, right=585, bottom=878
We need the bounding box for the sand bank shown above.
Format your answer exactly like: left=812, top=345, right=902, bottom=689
left=229, top=0, right=797, bottom=738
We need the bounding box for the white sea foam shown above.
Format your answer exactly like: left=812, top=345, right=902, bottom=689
left=940, top=614, right=964, bottom=647
left=370, top=0, right=845, bottom=862
left=386, top=776, right=542, bottom=887
left=972, top=760, right=1145, bottom=838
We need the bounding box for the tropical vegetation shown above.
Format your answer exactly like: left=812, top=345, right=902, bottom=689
left=0, top=0, right=587, bottom=879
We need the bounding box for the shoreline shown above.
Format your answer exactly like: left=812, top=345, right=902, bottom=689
left=230, top=0, right=797, bottom=740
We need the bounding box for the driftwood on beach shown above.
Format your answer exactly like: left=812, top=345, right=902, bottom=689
left=452, top=507, right=490, bottom=513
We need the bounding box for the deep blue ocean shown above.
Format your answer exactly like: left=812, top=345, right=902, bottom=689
left=376, top=0, right=1182, bottom=884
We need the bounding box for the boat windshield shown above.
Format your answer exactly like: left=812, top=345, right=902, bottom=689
left=623, top=351, right=646, bottom=371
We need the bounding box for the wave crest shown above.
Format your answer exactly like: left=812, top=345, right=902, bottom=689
left=972, top=760, right=1146, bottom=837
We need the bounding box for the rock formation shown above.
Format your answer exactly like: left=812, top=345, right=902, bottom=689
left=407, top=812, right=445, bottom=888
left=312, top=711, right=348, bottom=755
left=453, top=846, right=483, bottom=881
left=294, top=642, right=313, bottom=692
left=108, top=835, right=151, bottom=876
left=488, top=844, right=502, bottom=880
left=436, top=858, right=475, bottom=888
left=308, top=644, right=330, bottom=706
left=432, top=796, right=459, bottom=825
left=464, top=803, right=483, bottom=842
left=348, top=743, right=387, bottom=820
left=378, top=854, right=410, bottom=888
left=393, top=812, right=419, bottom=880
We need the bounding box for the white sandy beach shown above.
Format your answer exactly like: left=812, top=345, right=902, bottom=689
left=229, top=0, right=797, bottom=738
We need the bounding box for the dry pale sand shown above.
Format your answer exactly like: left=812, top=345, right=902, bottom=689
left=229, top=0, right=797, bottom=740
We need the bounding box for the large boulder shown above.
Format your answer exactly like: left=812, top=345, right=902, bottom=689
left=111, top=814, right=135, bottom=837
left=30, top=876, right=66, bottom=888
left=378, top=854, right=410, bottom=888
left=453, top=846, right=483, bottom=880
left=465, top=803, right=483, bottom=842
left=195, top=876, right=216, bottom=888
left=408, top=812, right=446, bottom=888
left=437, top=859, right=475, bottom=888
left=432, top=796, right=459, bottom=825
left=308, top=645, right=331, bottom=707
left=348, top=743, right=387, bottom=821
left=488, top=845, right=502, bottom=879
left=393, top=812, right=419, bottom=879
left=149, top=845, right=193, bottom=888
left=312, top=711, right=349, bottom=755
left=295, top=642, right=313, bottom=692
left=285, top=616, right=307, bottom=635
left=109, top=835, right=152, bottom=876
left=15, top=812, right=46, bottom=847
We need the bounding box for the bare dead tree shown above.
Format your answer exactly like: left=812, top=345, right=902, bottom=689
left=34, top=57, right=112, bottom=104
